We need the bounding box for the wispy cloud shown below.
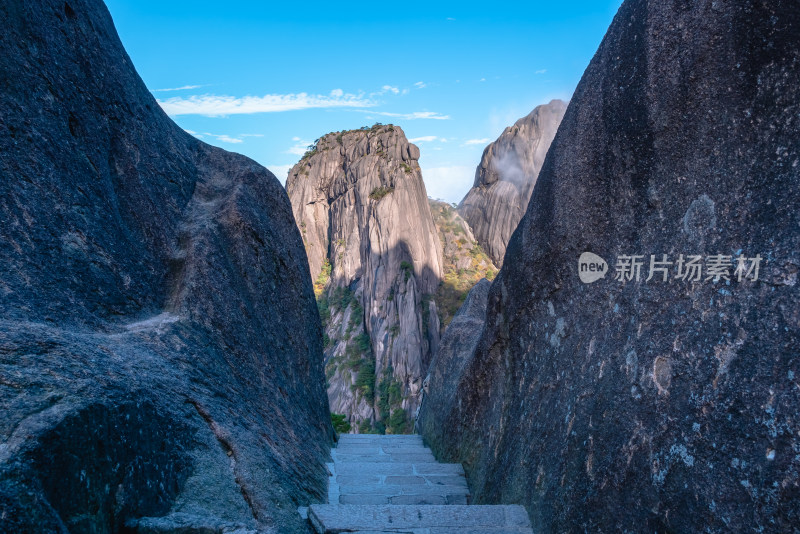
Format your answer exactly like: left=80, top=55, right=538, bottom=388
left=383, top=85, right=400, bottom=94
left=216, top=135, right=243, bottom=144
left=356, top=110, right=450, bottom=120
left=409, top=135, right=438, bottom=143
left=183, top=129, right=262, bottom=144
left=287, top=137, right=313, bottom=156
left=535, top=69, right=547, bottom=74
left=414, top=81, right=427, bottom=89
left=159, top=89, right=375, bottom=116
left=463, top=138, right=492, bottom=146
left=152, top=84, right=209, bottom=92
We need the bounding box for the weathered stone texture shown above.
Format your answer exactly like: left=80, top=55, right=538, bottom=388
left=0, top=1, right=333, bottom=532
left=421, top=1, right=800, bottom=531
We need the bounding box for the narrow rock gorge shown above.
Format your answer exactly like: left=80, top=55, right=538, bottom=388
left=421, top=0, right=800, bottom=531
left=286, top=126, right=443, bottom=433
left=0, top=1, right=332, bottom=532
left=459, top=100, right=566, bottom=266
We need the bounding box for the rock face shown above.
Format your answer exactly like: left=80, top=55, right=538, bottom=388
left=428, top=200, right=497, bottom=328
left=459, top=100, right=567, bottom=266
left=416, top=279, right=490, bottom=440
left=420, top=1, right=800, bottom=532
left=286, top=125, right=443, bottom=433
left=0, top=1, right=332, bottom=532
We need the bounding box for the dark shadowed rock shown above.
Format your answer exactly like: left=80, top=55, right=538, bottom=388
left=0, top=1, right=332, bottom=532
left=421, top=1, right=800, bottom=532
left=286, top=125, right=442, bottom=433
left=458, top=100, right=566, bottom=267
left=417, top=279, right=490, bottom=441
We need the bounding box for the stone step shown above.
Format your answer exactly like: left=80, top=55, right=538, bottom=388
left=339, top=483, right=468, bottom=497
left=335, top=474, right=467, bottom=487
left=308, top=504, right=533, bottom=533
left=334, top=443, right=431, bottom=453
left=334, top=452, right=437, bottom=463
left=333, top=462, right=465, bottom=476
left=338, top=435, right=423, bottom=443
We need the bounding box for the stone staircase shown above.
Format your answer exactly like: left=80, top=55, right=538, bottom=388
left=308, top=434, right=533, bottom=533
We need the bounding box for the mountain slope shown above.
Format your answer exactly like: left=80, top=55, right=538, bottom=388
left=459, top=100, right=567, bottom=266
left=287, top=125, right=443, bottom=433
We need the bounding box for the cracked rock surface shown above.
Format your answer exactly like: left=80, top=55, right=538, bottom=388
left=0, top=1, right=332, bottom=532
left=287, top=126, right=442, bottom=430
left=420, top=1, right=800, bottom=531
left=459, top=100, right=566, bottom=267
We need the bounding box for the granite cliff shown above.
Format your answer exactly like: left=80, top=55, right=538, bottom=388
left=459, top=100, right=566, bottom=266
left=0, top=1, right=332, bottom=532
left=286, top=125, right=443, bottom=433
left=420, top=0, right=800, bottom=531
left=428, top=200, right=497, bottom=329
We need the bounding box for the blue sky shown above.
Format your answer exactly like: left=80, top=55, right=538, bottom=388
left=105, top=0, right=622, bottom=203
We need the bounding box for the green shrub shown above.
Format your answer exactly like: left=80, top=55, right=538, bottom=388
left=400, top=260, right=413, bottom=281
left=355, top=332, right=371, bottom=353
left=354, top=358, right=376, bottom=403
left=331, top=413, right=351, bottom=434
left=317, top=295, right=330, bottom=324
left=369, top=186, right=394, bottom=201
left=314, top=259, right=331, bottom=297
left=387, top=408, right=408, bottom=434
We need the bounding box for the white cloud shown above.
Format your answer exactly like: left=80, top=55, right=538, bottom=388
left=355, top=110, right=450, bottom=120
left=535, top=69, right=547, bottom=74
left=421, top=165, right=474, bottom=204
left=409, top=135, right=438, bottom=143
left=446, top=17, right=456, bottom=21
left=287, top=139, right=313, bottom=156
left=215, top=135, right=243, bottom=144
left=463, top=138, right=492, bottom=146
left=479, top=78, right=486, bottom=82
left=153, top=84, right=208, bottom=92
left=158, top=89, right=375, bottom=116
left=414, top=81, right=427, bottom=89
left=382, top=85, right=400, bottom=94
left=268, top=164, right=293, bottom=184
left=187, top=131, right=263, bottom=144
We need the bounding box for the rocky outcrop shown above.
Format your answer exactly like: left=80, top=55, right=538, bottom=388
left=420, top=1, right=800, bottom=532
left=417, top=279, right=489, bottom=439
left=459, top=100, right=566, bottom=266
left=286, top=125, right=443, bottom=433
left=0, top=1, right=332, bottom=532
left=428, top=200, right=496, bottom=328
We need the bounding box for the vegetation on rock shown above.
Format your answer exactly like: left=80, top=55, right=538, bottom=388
left=429, top=200, right=497, bottom=327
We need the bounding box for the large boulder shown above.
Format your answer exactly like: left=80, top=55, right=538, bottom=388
left=0, top=1, right=332, bottom=532
left=420, top=0, right=800, bottom=532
